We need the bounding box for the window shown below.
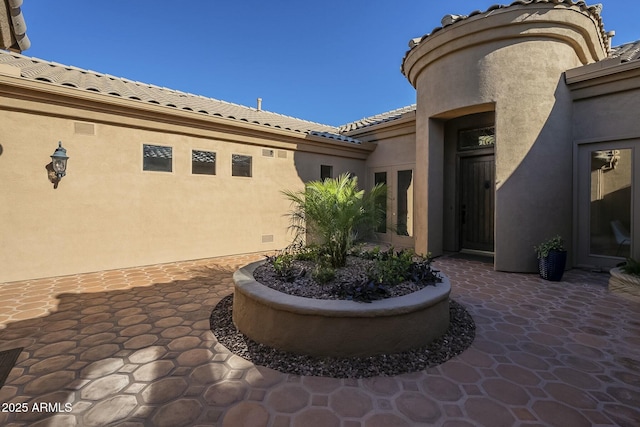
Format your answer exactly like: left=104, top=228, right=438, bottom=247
left=396, top=170, right=413, bottom=237
left=143, top=144, right=172, bottom=172
left=458, top=126, right=495, bottom=150
left=590, top=149, right=631, bottom=258
left=192, top=150, right=216, bottom=175
left=232, top=154, right=252, bottom=177
left=374, top=172, right=387, bottom=233
left=321, top=165, right=333, bottom=181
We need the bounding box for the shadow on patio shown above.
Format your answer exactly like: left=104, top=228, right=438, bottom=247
left=0, top=254, right=638, bottom=426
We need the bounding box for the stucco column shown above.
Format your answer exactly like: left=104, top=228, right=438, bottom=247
left=403, top=3, right=608, bottom=271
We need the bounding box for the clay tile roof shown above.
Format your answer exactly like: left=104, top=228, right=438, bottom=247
left=338, top=104, right=416, bottom=133
left=1, top=0, right=30, bottom=52
left=0, top=50, right=361, bottom=144
left=403, top=0, right=610, bottom=72
left=610, top=40, right=640, bottom=62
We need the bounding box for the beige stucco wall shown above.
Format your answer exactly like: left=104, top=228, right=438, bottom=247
left=348, top=115, right=416, bottom=247
left=569, top=61, right=640, bottom=142
left=402, top=4, right=608, bottom=271
left=568, top=60, right=640, bottom=265
left=0, top=77, right=371, bottom=282
left=354, top=114, right=416, bottom=172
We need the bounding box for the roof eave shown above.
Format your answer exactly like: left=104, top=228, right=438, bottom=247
left=0, top=73, right=372, bottom=157
left=343, top=109, right=416, bottom=139
left=565, top=55, right=640, bottom=83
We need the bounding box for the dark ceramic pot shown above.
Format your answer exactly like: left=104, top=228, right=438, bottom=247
left=538, top=250, right=567, bottom=281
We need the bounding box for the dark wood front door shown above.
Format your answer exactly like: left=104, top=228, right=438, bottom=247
left=460, top=155, right=495, bottom=252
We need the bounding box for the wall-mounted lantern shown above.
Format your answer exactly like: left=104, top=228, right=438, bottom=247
left=50, top=141, right=69, bottom=180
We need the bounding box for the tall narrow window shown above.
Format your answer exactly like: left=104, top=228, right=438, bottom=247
left=590, top=149, right=631, bottom=258
left=192, top=150, right=216, bottom=175
left=397, top=170, right=413, bottom=237
left=143, top=144, right=172, bottom=172
left=374, top=172, right=387, bottom=233
left=232, top=154, right=252, bottom=177
left=321, top=165, right=333, bottom=181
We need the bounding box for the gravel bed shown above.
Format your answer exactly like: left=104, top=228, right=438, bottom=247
left=210, top=295, right=475, bottom=378
left=253, top=256, right=433, bottom=300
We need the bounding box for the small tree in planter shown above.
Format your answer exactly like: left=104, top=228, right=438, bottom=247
left=282, top=173, right=386, bottom=268
left=534, top=235, right=567, bottom=281
left=609, top=258, right=640, bottom=301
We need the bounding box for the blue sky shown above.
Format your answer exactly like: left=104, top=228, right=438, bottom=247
left=19, top=1, right=638, bottom=126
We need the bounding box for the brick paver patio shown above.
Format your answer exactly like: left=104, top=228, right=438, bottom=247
left=0, top=253, right=638, bottom=426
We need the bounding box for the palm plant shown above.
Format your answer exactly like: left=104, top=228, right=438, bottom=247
left=282, top=174, right=387, bottom=268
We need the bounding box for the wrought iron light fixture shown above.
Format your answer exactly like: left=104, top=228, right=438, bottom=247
left=50, top=141, right=69, bottom=180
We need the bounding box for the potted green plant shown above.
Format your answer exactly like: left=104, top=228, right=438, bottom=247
left=609, top=258, right=640, bottom=301
left=534, top=235, right=567, bottom=281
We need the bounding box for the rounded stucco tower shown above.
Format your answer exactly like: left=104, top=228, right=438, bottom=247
left=402, top=1, right=609, bottom=272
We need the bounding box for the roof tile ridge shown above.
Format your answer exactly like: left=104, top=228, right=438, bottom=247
left=1, top=50, right=340, bottom=131
left=338, top=103, right=416, bottom=131
left=359, top=103, right=416, bottom=121
left=402, top=0, right=610, bottom=72
left=180, top=95, right=338, bottom=129
left=252, top=108, right=338, bottom=130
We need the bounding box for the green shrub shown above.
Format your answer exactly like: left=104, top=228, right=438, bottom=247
left=336, top=249, right=441, bottom=302
left=267, top=253, right=297, bottom=282
left=368, top=248, right=415, bottom=286
left=357, top=245, right=383, bottom=260
left=534, top=235, right=565, bottom=258
left=621, top=258, right=640, bottom=276
left=337, top=277, right=388, bottom=303
left=409, top=254, right=442, bottom=285
left=312, top=264, right=336, bottom=285
left=282, top=174, right=386, bottom=268
left=293, top=245, right=321, bottom=262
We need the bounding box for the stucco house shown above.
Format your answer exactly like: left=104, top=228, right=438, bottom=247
left=0, top=0, right=637, bottom=282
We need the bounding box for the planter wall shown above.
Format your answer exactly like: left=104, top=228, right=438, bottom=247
left=232, top=260, right=451, bottom=357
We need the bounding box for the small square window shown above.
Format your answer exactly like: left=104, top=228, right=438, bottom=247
left=321, top=165, right=333, bottom=181
left=232, top=154, right=252, bottom=177
left=192, top=150, right=216, bottom=175
left=143, top=144, right=172, bottom=172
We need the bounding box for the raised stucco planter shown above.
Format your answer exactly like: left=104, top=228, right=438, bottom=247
left=609, top=267, right=640, bottom=302
left=232, top=260, right=451, bottom=357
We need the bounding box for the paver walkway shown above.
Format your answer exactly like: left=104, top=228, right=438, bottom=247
left=0, top=253, right=638, bottom=426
